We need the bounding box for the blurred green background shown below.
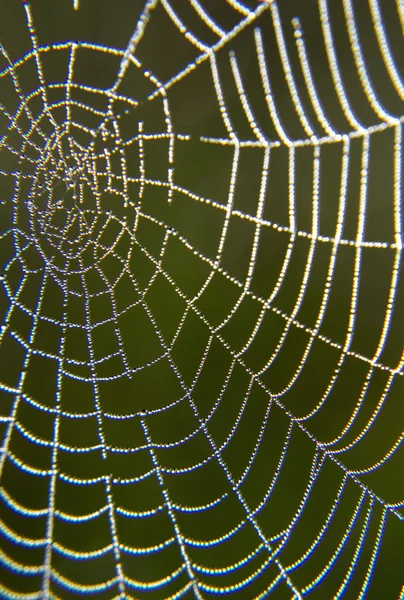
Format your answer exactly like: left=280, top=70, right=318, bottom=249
left=0, top=0, right=403, bottom=598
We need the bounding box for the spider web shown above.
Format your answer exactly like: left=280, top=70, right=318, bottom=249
left=0, top=0, right=403, bottom=598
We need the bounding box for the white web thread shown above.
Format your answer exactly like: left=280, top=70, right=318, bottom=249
left=0, top=0, right=403, bottom=599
